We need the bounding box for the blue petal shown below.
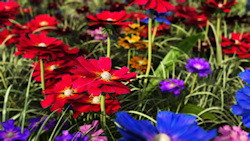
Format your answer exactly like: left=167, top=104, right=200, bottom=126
left=239, top=70, right=250, bottom=84
left=1, top=119, right=15, bottom=132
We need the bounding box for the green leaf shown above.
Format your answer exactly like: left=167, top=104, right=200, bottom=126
left=147, top=32, right=204, bottom=92
left=180, top=104, right=217, bottom=121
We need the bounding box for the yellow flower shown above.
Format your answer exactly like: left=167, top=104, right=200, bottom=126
left=124, top=23, right=145, bottom=35
left=129, top=56, right=152, bottom=73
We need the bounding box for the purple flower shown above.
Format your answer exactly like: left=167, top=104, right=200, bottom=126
left=55, top=131, right=88, bottom=141
left=0, top=119, right=30, bottom=141
left=28, top=116, right=55, bottom=131
left=79, top=120, right=108, bottom=141
left=159, top=79, right=184, bottom=96
left=185, top=58, right=212, bottom=77
left=214, top=125, right=250, bottom=141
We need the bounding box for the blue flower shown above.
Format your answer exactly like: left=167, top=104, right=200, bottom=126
left=0, top=119, right=30, bottom=141
left=28, top=116, right=55, bottom=131
left=141, top=11, right=171, bottom=25
left=185, top=58, right=212, bottom=77
left=231, top=70, right=250, bottom=128
left=115, top=111, right=217, bottom=141
left=159, top=79, right=184, bottom=96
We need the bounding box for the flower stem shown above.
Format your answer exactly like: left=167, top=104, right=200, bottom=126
left=216, top=15, right=222, bottom=65
left=40, top=59, right=45, bottom=90
left=127, top=49, right=131, bottom=68
left=143, top=9, right=154, bottom=87
left=190, top=73, right=198, bottom=94
left=107, top=34, right=111, bottom=58
left=100, top=94, right=106, bottom=128
left=0, top=71, right=7, bottom=89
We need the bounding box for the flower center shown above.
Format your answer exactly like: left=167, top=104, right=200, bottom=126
left=50, top=65, right=59, bottom=70
left=194, top=64, right=203, bottom=70
left=106, top=18, right=113, bottom=21
left=153, top=133, right=171, bottom=141
left=168, top=84, right=176, bottom=88
left=39, top=21, right=49, bottom=26
left=37, top=43, right=47, bottom=48
left=138, top=60, right=146, bottom=65
left=100, top=71, right=112, bottom=81
left=6, top=132, right=14, bottom=138
left=92, top=96, right=100, bottom=104
left=64, top=89, right=73, bottom=97
left=218, top=3, right=223, bottom=8
left=235, top=40, right=240, bottom=45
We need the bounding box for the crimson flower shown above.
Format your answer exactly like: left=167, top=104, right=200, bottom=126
left=205, top=0, right=237, bottom=13
left=12, top=24, right=31, bottom=36
left=130, top=12, right=149, bottom=21
left=71, top=94, right=121, bottom=118
left=87, top=11, right=132, bottom=27
left=41, top=74, right=85, bottom=113
left=28, top=14, right=59, bottom=33
left=222, top=33, right=250, bottom=58
left=15, top=34, right=68, bottom=59
left=32, top=59, right=75, bottom=82
left=0, top=29, right=18, bottom=46
left=0, top=1, right=20, bottom=27
left=74, top=57, right=137, bottom=96
left=130, top=0, right=174, bottom=13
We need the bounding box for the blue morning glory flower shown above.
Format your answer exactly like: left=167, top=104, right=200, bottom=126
left=185, top=58, right=212, bottom=77
left=0, top=119, right=30, bottom=141
left=231, top=69, right=250, bottom=128
left=141, top=11, right=171, bottom=25
left=115, top=111, right=217, bottom=141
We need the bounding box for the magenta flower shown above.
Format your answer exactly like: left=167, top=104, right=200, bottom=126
left=214, top=125, right=250, bottom=141
left=87, top=27, right=108, bottom=40
left=159, top=79, right=184, bottom=96
left=79, top=120, right=107, bottom=141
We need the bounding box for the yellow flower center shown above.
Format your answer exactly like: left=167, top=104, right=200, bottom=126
left=218, top=3, right=223, bottom=8
left=37, top=43, right=47, bottom=48
left=168, top=84, right=175, bottom=88
left=39, top=21, right=49, bottom=26
left=194, top=64, right=203, bottom=70
left=106, top=18, right=113, bottom=21
left=92, top=96, right=100, bottom=104
left=49, top=65, right=59, bottom=71
left=138, top=60, right=146, bottom=65
left=235, top=40, right=240, bottom=45
left=154, top=133, right=171, bottom=141
left=64, top=89, right=73, bottom=97
left=101, top=71, right=112, bottom=81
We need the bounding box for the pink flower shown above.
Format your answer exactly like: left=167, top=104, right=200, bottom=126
left=214, top=125, right=250, bottom=141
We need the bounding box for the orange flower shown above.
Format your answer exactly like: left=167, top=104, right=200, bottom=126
left=129, top=56, right=152, bottom=73
left=124, top=23, right=145, bottom=35
left=118, top=35, right=141, bottom=49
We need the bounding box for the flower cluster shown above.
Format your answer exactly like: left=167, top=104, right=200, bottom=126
left=0, top=1, right=20, bottom=28
left=115, top=111, right=217, bottom=141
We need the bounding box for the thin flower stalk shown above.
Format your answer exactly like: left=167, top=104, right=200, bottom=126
left=40, top=59, right=45, bottom=90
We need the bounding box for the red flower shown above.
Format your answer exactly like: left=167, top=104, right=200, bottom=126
left=0, top=1, right=20, bottom=27
left=28, top=14, right=59, bottom=34
left=129, top=12, right=149, bottom=21
left=12, top=24, right=31, bottom=36
left=0, top=29, right=18, bottom=46
left=222, top=33, right=250, bottom=58
left=15, top=34, right=67, bottom=59
left=186, top=14, right=208, bottom=28
left=32, top=59, right=75, bottom=82
left=130, top=0, right=174, bottom=13
left=87, top=11, right=132, bottom=27
left=74, top=57, right=137, bottom=96
left=71, top=94, right=121, bottom=118
left=41, top=74, right=85, bottom=113
left=205, top=0, right=237, bottom=13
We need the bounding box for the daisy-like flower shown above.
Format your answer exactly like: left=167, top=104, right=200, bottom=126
left=185, top=58, right=212, bottom=77
left=0, top=29, right=18, bottom=46
left=74, top=57, right=137, bottom=96
left=28, top=14, right=59, bottom=33
left=222, top=33, right=250, bottom=58
left=71, top=94, right=121, bottom=118
left=15, top=34, right=68, bottom=59
left=159, top=79, right=184, bottom=96
left=12, top=23, right=31, bottom=37
left=123, top=23, right=145, bottom=35
left=129, top=56, right=151, bottom=73
left=115, top=111, right=217, bottom=141
left=32, top=59, right=75, bottom=82
left=87, top=27, right=108, bottom=40
left=87, top=10, right=132, bottom=27
left=231, top=70, right=250, bottom=128
left=214, top=125, right=250, bottom=141
left=129, top=0, right=174, bottom=13
left=206, top=0, right=237, bottom=13
left=118, top=35, right=141, bottom=49
left=129, top=12, right=149, bottom=21
left=41, top=74, right=86, bottom=113
left=79, top=120, right=108, bottom=141
left=0, top=1, right=20, bottom=27
left=0, top=119, right=30, bottom=141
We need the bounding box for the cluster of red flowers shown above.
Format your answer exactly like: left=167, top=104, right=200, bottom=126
left=0, top=1, right=19, bottom=28
left=222, top=33, right=250, bottom=58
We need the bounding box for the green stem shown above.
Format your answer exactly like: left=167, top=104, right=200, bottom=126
left=127, top=49, right=131, bottom=68
left=0, top=71, right=7, bottom=89
left=190, top=73, right=198, bottom=94
left=107, top=34, right=111, bottom=58
left=40, top=59, right=45, bottom=90
left=143, top=9, right=153, bottom=87
left=216, top=15, right=223, bottom=65
left=100, top=94, right=106, bottom=128
left=152, top=22, right=159, bottom=42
